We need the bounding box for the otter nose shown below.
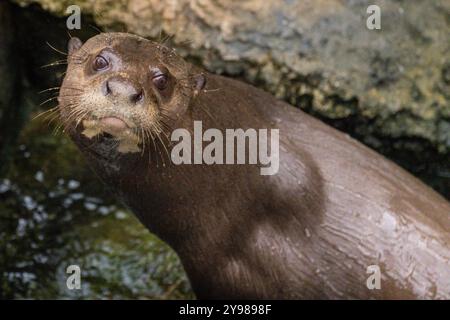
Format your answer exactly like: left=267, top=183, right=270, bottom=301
left=102, top=77, right=144, bottom=104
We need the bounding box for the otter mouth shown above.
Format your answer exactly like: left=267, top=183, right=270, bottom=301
left=98, top=116, right=130, bottom=131
left=80, top=116, right=142, bottom=154
left=80, top=115, right=134, bottom=136
left=97, top=117, right=128, bottom=140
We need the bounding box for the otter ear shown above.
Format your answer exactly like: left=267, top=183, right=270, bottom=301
left=193, top=73, right=206, bottom=97
left=68, top=37, right=83, bottom=56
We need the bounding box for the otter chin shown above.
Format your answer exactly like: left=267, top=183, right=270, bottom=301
left=58, top=32, right=450, bottom=299
left=81, top=116, right=140, bottom=153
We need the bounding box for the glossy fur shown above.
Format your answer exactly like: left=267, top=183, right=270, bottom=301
left=59, top=33, right=450, bottom=299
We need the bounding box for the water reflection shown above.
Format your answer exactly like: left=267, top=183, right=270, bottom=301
left=0, top=116, right=193, bottom=299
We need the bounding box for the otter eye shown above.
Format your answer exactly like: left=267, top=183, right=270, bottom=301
left=93, top=55, right=109, bottom=71
left=152, top=73, right=168, bottom=91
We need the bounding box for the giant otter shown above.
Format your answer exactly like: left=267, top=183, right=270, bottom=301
left=58, top=33, right=450, bottom=299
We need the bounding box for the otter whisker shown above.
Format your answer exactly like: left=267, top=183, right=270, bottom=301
left=32, top=107, right=62, bottom=130
left=57, top=106, right=86, bottom=131
left=58, top=94, right=83, bottom=99
left=64, top=107, right=89, bottom=129
left=60, top=86, right=84, bottom=92
left=148, top=129, right=159, bottom=167
left=46, top=111, right=63, bottom=125
left=46, top=42, right=68, bottom=56
left=160, top=34, right=174, bottom=47
left=31, top=106, right=59, bottom=121
left=155, top=129, right=171, bottom=168
left=39, top=87, right=61, bottom=94
left=158, top=127, right=172, bottom=148
left=155, top=132, right=173, bottom=168
left=159, top=109, right=178, bottom=122
left=139, top=126, right=146, bottom=158
left=39, top=96, right=59, bottom=107
left=140, top=127, right=152, bottom=167
left=157, top=120, right=172, bottom=134
left=147, top=128, right=162, bottom=168
left=89, top=24, right=103, bottom=35
left=159, top=129, right=175, bottom=163
left=40, top=60, right=68, bottom=69
left=144, top=126, right=157, bottom=164
left=68, top=47, right=90, bottom=64
left=57, top=107, right=79, bottom=132
left=52, top=118, right=68, bottom=136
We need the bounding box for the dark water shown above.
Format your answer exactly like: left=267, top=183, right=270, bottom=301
left=0, top=116, right=193, bottom=299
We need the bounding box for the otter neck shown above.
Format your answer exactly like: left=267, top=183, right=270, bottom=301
left=76, top=74, right=319, bottom=298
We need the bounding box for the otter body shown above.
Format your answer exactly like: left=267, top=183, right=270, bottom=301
left=59, top=33, right=450, bottom=299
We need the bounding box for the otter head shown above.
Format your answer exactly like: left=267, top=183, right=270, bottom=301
left=58, top=33, right=205, bottom=154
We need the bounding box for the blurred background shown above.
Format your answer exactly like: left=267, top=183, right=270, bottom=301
left=0, top=0, right=449, bottom=299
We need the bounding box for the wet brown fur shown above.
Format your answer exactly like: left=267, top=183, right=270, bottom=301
left=58, top=33, right=450, bottom=299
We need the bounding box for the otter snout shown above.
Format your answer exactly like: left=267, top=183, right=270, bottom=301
left=102, top=76, right=144, bottom=106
